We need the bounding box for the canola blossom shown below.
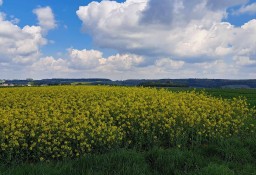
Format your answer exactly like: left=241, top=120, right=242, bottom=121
left=0, top=86, right=255, bottom=162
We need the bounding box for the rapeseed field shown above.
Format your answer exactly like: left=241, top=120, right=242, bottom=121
left=0, top=86, right=255, bottom=162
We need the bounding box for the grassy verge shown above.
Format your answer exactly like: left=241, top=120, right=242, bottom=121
left=1, top=134, right=255, bottom=175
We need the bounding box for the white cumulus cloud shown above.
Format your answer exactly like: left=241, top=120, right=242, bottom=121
left=33, top=6, right=57, bottom=33
left=27, top=47, right=250, bottom=80
left=1, top=0, right=255, bottom=79
left=0, top=13, right=47, bottom=64
left=29, top=56, right=71, bottom=79
left=76, top=0, right=256, bottom=65
left=0, top=43, right=249, bottom=80
left=74, top=0, right=256, bottom=79
left=68, top=49, right=144, bottom=71
left=28, top=49, right=145, bottom=79
left=69, top=49, right=104, bottom=69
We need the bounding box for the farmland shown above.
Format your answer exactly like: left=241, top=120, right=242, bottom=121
left=0, top=86, right=255, bottom=175
left=168, top=88, right=256, bottom=107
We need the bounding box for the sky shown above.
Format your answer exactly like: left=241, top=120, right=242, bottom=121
left=0, top=0, right=256, bottom=80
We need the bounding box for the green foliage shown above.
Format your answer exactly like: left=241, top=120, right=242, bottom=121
left=146, top=148, right=206, bottom=175
left=138, top=80, right=188, bottom=87
left=195, top=163, right=234, bottom=175
left=1, top=135, right=256, bottom=175
left=168, top=88, right=256, bottom=107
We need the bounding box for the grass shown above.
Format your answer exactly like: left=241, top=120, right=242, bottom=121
left=167, top=88, right=256, bottom=107
left=0, top=150, right=151, bottom=175
left=0, top=87, right=255, bottom=175
left=202, top=88, right=256, bottom=107
left=1, top=135, right=255, bottom=175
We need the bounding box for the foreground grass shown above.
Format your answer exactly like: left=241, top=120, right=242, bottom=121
left=1, top=134, right=256, bottom=175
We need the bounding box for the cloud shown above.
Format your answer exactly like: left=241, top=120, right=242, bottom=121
left=155, top=58, right=184, bottom=70
left=0, top=41, right=252, bottom=79
left=68, top=49, right=144, bottom=71
left=140, top=0, right=233, bottom=26
left=31, top=56, right=69, bottom=72
left=0, top=13, right=47, bottom=64
left=33, top=51, right=182, bottom=79
left=69, top=49, right=104, bottom=69
left=0, top=0, right=3, bottom=6
left=27, top=49, right=145, bottom=79
left=29, top=56, right=71, bottom=79
left=76, top=0, right=256, bottom=64
left=140, top=0, right=179, bottom=25
left=33, top=6, right=57, bottom=33
left=26, top=47, right=253, bottom=80
left=10, top=16, right=20, bottom=24
left=1, top=0, right=255, bottom=79
left=206, top=0, right=248, bottom=10
left=236, top=2, right=256, bottom=15
left=234, top=56, right=256, bottom=66
left=103, top=53, right=144, bottom=71
left=73, top=0, right=256, bottom=79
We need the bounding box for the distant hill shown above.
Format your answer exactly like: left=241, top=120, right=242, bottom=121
left=2, top=78, right=256, bottom=88
left=99, top=79, right=256, bottom=88
left=34, top=78, right=111, bottom=85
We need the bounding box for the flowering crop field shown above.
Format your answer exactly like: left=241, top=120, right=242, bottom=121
left=0, top=86, right=255, bottom=162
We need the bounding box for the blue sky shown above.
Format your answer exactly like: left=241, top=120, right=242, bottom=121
left=0, top=0, right=256, bottom=80
left=1, top=0, right=113, bottom=57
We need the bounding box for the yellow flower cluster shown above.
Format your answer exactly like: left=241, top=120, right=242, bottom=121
left=0, top=86, right=255, bottom=161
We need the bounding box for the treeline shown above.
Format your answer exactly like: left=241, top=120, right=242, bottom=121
left=137, top=80, right=188, bottom=87
left=2, top=78, right=256, bottom=88
left=3, top=78, right=111, bottom=86
left=110, top=79, right=256, bottom=88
